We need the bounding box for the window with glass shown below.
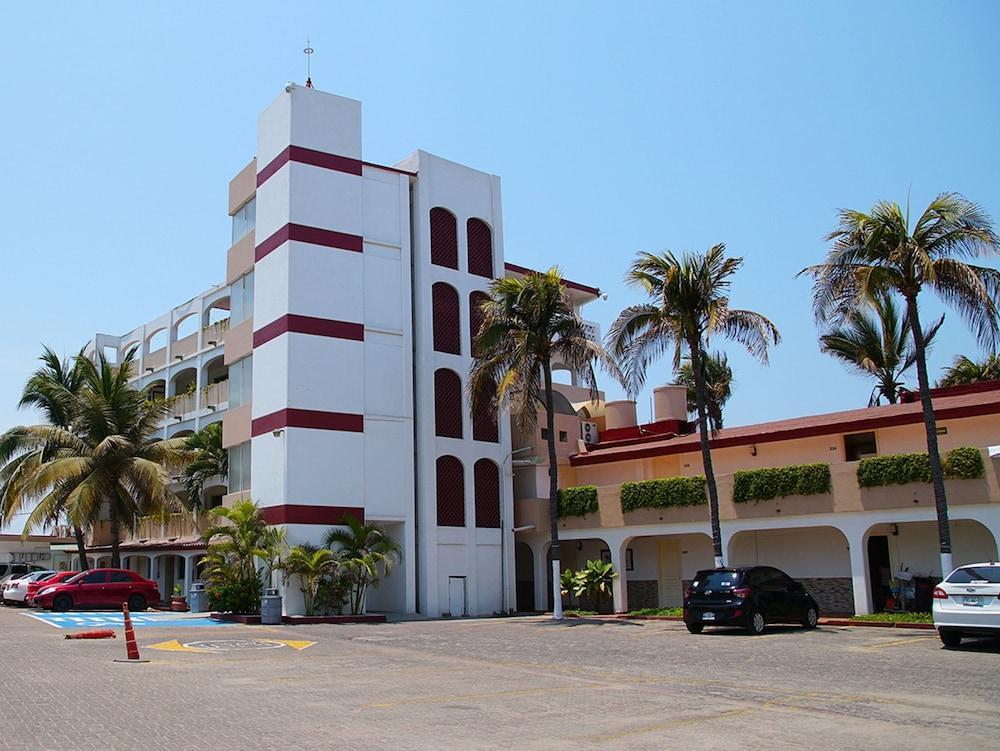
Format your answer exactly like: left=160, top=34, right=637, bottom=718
left=228, top=356, right=253, bottom=408
left=231, top=196, right=256, bottom=245
left=228, top=441, right=251, bottom=492
left=230, top=271, right=254, bottom=326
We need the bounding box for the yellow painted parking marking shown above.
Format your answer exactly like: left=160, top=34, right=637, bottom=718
left=275, top=639, right=316, bottom=651
left=148, top=639, right=211, bottom=653
left=146, top=638, right=316, bottom=653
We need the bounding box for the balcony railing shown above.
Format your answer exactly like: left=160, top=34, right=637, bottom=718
left=202, top=318, right=229, bottom=348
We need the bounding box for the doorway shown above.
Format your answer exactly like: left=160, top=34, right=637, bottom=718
left=867, top=535, right=891, bottom=612
left=447, top=576, right=467, bottom=617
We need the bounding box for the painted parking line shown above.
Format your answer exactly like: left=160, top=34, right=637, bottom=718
left=25, top=612, right=234, bottom=629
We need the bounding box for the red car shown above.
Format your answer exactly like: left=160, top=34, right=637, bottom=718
left=25, top=571, right=78, bottom=605
left=33, top=568, right=161, bottom=612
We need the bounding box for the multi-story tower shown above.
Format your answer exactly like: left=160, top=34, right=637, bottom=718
left=78, top=84, right=600, bottom=617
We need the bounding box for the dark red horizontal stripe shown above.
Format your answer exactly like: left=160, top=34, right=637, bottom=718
left=257, top=145, right=363, bottom=187
left=504, top=262, right=601, bottom=296
left=255, top=223, right=364, bottom=261
left=253, top=314, right=364, bottom=348
left=260, top=504, right=365, bottom=526
left=252, top=408, right=364, bottom=437
left=571, top=400, right=1000, bottom=467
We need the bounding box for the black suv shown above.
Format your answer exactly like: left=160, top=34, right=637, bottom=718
left=684, top=566, right=819, bottom=635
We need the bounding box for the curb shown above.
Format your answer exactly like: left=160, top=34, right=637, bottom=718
left=613, top=614, right=935, bottom=630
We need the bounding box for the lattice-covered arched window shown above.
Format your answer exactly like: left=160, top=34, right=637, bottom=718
left=432, top=283, right=461, bottom=355
left=474, top=459, right=501, bottom=528
left=434, top=369, right=463, bottom=439
left=469, top=290, right=490, bottom=356
left=467, top=218, right=493, bottom=278
left=430, top=207, right=458, bottom=269
left=436, top=456, right=465, bottom=527
left=472, top=380, right=499, bottom=443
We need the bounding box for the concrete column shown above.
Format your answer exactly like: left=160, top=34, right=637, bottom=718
left=844, top=525, right=871, bottom=615
left=531, top=540, right=549, bottom=612
left=610, top=538, right=629, bottom=614
left=182, top=553, right=195, bottom=595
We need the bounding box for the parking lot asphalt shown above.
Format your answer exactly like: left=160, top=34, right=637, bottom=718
left=1, top=607, right=998, bottom=750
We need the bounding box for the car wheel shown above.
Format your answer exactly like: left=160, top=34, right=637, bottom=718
left=686, top=623, right=704, bottom=634
left=52, top=594, right=73, bottom=612
left=802, top=607, right=819, bottom=629
left=128, top=594, right=147, bottom=612
left=747, top=610, right=766, bottom=635
left=939, top=629, right=962, bottom=648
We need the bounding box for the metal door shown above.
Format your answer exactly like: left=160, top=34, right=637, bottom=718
left=448, top=576, right=467, bottom=617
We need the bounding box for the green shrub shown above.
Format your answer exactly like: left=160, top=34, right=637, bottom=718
left=557, top=485, right=599, bottom=518
left=732, top=463, right=831, bottom=504
left=943, top=446, right=986, bottom=479
left=620, top=476, right=706, bottom=512
left=857, top=446, right=985, bottom=487
left=206, top=574, right=262, bottom=614
left=628, top=607, right=684, bottom=617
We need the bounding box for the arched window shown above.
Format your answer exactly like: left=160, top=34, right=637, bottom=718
left=472, top=380, right=499, bottom=443
left=474, top=459, right=501, bottom=528
left=432, top=283, right=461, bottom=355
left=467, top=219, right=493, bottom=278
left=434, top=369, right=463, bottom=439
left=469, top=290, right=490, bottom=355
left=436, top=456, right=465, bottom=527
left=430, top=207, right=458, bottom=269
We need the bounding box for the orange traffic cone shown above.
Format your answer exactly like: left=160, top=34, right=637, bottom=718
left=114, top=602, right=149, bottom=663
left=65, top=629, right=116, bottom=640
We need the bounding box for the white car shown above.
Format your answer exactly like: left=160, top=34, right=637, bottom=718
left=933, top=562, right=1000, bottom=647
left=1, top=570, right=57, bottom=605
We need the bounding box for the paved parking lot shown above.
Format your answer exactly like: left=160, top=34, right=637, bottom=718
left=1, top=607, right=998, bottom=750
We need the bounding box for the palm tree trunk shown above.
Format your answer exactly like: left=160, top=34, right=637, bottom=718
left=109, top=501, right=121, bottom=569
left=690, top=344, right=725, bottom=568
left=542, top=360, right=563, bottom=619
left=73, top=525, right=90, bottom=571
left=904, top=294, right=953, bottom=576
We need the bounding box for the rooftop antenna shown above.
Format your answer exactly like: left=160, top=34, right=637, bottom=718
left=304, top=39, right=314, bottom=88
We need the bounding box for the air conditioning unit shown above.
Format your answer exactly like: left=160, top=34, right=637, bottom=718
left=581, top=421, right=599, bottom=445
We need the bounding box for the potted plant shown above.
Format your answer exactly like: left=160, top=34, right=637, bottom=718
left=170, top=583, right=188, bottom=611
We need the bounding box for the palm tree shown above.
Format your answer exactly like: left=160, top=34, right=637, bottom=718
left=937, top=353, right=1000, bottom=387
left=254, top=525, right=287, bottom=590
left=2, top=349, right=191, bottom=567
left=324, top=514, right=402, bottom=616
left=671, top=351, right=733, bottom=432
left=607, top=246, right=780, bottom=568
left=819, top=294, right=943, bottom=406
left=182, top=422, right=228, bottom=513
left=469, top=268, right=615, bottom=619
left=0, top=347, right=90, bottom=569
left=281, top=544, right=339, bottom=616
left=800, top=193, right=1000, bottom=576
left=201, top=499, right=268, bottom=581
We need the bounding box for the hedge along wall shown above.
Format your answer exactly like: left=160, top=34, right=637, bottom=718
left=856, top=446, right=985, bottom=488
left=731, top=463, right=832, bottom=504
left=557, top=486, right=599, bottom=518
left=620, top=476, right=707, bottom=512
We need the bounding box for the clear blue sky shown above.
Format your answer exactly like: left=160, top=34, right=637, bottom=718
left=1, top=1, right=998, bottom=431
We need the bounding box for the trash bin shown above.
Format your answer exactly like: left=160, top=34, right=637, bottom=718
left=261, top=588, right=282, bottom=625
left=188, top=581, right=208, bottom=613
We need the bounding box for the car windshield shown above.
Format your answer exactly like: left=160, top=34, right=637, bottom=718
left=947, top=566, right=1000, bottom=584
left=692, top=571, right=742, bottom=590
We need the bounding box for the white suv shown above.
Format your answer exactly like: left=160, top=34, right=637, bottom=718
left=932, top=562, right=1000, bottom=648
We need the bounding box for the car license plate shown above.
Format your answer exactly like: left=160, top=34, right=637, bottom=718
left=962, top=596, right=983, bottom=607
left=702, top=612, right=715, bottom=621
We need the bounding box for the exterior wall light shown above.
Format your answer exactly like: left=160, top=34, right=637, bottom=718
left=272, top=429, right=284, bottom=438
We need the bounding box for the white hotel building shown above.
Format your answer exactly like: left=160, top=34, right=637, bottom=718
left=73, top=84, right=1000, bottom=620
left=80, top=84, right=600, bottom=617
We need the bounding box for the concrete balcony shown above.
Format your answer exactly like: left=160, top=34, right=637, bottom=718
left=202, top=318, right=229, bottom=348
